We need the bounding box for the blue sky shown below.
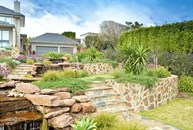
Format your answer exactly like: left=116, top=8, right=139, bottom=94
left=1, top=0, right=193, bottom=38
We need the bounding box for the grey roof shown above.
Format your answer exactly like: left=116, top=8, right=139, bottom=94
left=30, top=33, right=79, bottom=45
left=0, top=6, right=24, bottom=17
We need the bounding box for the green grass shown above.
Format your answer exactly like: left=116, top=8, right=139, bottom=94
left=80, top=73, right=114, bottom=83
left=140, top=98, right=193, bottom=130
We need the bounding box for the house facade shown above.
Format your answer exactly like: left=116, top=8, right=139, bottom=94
left=0, top=0, right=25, bottom=51
left=30, top=33, right=79, bottom=56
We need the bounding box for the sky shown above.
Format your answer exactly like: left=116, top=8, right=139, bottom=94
left=0, top=0, right=193, bottom=38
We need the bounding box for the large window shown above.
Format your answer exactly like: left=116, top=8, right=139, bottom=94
left=0, top=16, right=12, bottom=24
left=0, top=30, right=10, bottom=48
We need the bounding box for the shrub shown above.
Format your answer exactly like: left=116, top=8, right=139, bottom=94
left=75, top=70, right=90, bottom=78
left=42, top=60, right=52, bottom=66
left=0, top=58, right=16, bottom=69
left=42, top=52, right=65, bottom=59
left=93, top=113, right=118, bottom=130
left=26, top=59, right=35, bottom=65
left=119, top=43, right=149, bottom=74
left=145, top=68, right=170, bottom=78
left=33, top=78, right=89, bottom=93
left=112, top=121, right=147, bottom=130
left=60, top=69, right=76, bottom=78
left=112, top=70, right=127, bottom=79
left=15, top=55, right=26, bottom=63
left=71, top=117, right=97, bottom=130
left=41, top=70, right=61, bottom=81
left=0, top=75, right=3, bottom=81
left=178, top=76, right=193, bottom=93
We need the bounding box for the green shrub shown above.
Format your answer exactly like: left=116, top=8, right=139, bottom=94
left=33, top=78, right=89, bottom=93
left=75, top=70, right=90, bottom=78
left=60, top=69, right=76, bottom=78
left=93, top=113, right=118, bottom=130
left=119, top=43, right=149, bottom=74
left=0, top=75, right=3, bottom=81
left=113, top=121, right=147, bottom=130
left=43, top=60, right=52, bottom=66
left=145, top=68, right=170, bottom=78
left=178, top=76, right=193, bottom=92
left=0, top=58, right=16, bottom=69
left=71, top=117, right=97, bottom=130
left=26, top=59, right=35, bottom=65
left=112, top=70, right=127, bottom=79
left=41, top=70, right=61, bottom=81
left=42, top=52, right=65, bottom=58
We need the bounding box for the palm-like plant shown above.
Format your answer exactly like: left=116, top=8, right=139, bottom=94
left=119, top=43, right=149, bottom=74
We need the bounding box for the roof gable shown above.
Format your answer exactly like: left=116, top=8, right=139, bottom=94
left=30, top=33, right=79, bottom=45
left=0, top=6, right=24, bottom=17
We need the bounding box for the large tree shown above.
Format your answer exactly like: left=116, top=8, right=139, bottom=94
left=125, top=21, right=143, bottom=29
left=99, top=21, right=127, bottom=50
left=84, top=34, right=100, bottom=49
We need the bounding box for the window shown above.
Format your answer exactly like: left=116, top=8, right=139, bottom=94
left=0, top=16, right=12, bottom=24
left=0, top=30, right=10, bottom=48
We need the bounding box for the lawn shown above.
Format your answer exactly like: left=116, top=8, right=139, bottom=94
left=140, top=98, right=193, bottom=130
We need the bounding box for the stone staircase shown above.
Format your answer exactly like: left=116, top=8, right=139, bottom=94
left=85, top=81, right=130, bottom=114
left=7, top=64, right=32, bottom=81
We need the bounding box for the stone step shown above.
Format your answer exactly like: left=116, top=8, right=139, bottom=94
left=97, top=106, right=130, bottom=113
left=95, top=100, right=126, bottom=111
left=85, top=86, right=114, bottom=95
left=88, top=93, right=121, bottom=104
left=11, top=71, right=29, bottom=75
left=14, top=67, right=31, bottom=70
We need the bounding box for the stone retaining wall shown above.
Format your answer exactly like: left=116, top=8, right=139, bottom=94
left=83, top=63, right=114, bottom=75
left=106, top=75, right=178, bottom=112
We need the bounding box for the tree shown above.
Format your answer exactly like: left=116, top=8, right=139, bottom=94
left=84, top=34, right=101, bottom=49
left=99, top=21, right=127, bottom=50
left=61, top=31, right=76, bottom=39
left=125, top=21, right=143, bottom=29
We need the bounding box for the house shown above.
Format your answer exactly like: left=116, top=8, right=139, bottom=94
left=80, top=32, right=98, bottom=47
left=0, top=0, right=25, bottom=51
left=30, top=33, right=79, bottom=56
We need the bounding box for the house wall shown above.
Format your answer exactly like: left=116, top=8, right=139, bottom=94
left=31, top=43, right=77, bottom=55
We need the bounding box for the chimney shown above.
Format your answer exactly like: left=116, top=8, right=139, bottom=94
left=14, top=0, right=20, bottom=13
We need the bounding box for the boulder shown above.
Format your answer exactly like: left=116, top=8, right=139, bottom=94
left=40, top=89, right=56, bottom=95
left=72, top=95, right=90, bottom=103
left=53, top=92, right=71, bottom=100
left=62, top=99, right=76, bottom=107
left=74, top=90, right=85, bottom=96
left=36, top=106, right=70, bottom=114
left=49, top=114, right=73, bottom=129
left=45, top=108, right=70, bottom=119
left=71, top=103, right=82, bottom=113
left=0, top=81, right=19, bottom=88
left=16, top=83, right=40, bottom=94
left=80, top=103, right=96, bottom=114
left=54, top=88, right=71, bottom=92
left=25, top=94, right=63, bottom=107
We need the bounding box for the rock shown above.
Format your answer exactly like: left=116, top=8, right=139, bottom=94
left=80, top=103, right=96, bottom=114
left=74, top=90, right=85, bottom=96
left=16, top=83, right=40, bottom=94
left=25, top=94, right=63, bottom=107
left=71, top=103, right=82, bottom=113
left=45, top=108, right=70, bottom=119
left=62, top=99, right=75, bottom=107
left=36, top=106, right=70, bottom=114
left=53, top=92, right=71, bottom=100
left=72, top=95, right=90, bottom=103
left=0, top=81, right=19, bottom=88
left=54, top=88, right=71, bottom=92
left=49, top=114, right=73, bottom=129
left=40, top=89, right=56, bottom=95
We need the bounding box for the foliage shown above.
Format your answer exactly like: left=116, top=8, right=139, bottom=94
left=42, top=52, right=65, bottom=59
left=33, top=78, right=89, bottom=93
left=42, top=60, right=52, bottom=66
left=158, top=52, right=193, bottom=76
left=178, top=76, right=193, bottom=93
left=41, top=70, right=61, bottom=82
left=85, top=34, right=101, bottom=49
left=71, top=117, right=97, bottom=130
left=100, top=20, right=128, bottom=50
left=26, top=59, right=35, bottom=65
left=0, top=64, right=9, bottom=79
left=14, top=54, right=26, bottom=63
left=119, top=43, right=149, bottom=74
left=125, top=21, right=143, bottom=29
left=144, top=68, right=170, bottom=78
left=112, top=121, right=147, bottom=130
left=41, top=108, right=48, bottom=130
left=118, top=20, right=193, bottom=53
left=61, top=31, right=76, bottom=39
left=103, top=49, right=123, bottom=62
left=80, top=73, right=114, bottom=83
left=141, top=98, right=193, bottom=130
left=24, top=74, right=33, bottom=78
left=0, top=58, right=16, bottom=69
left=93, top=113, right=119, bottom=130
left=0, top=74, right=3, bottom=81
left=112, top=70, right=127, bottom=79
